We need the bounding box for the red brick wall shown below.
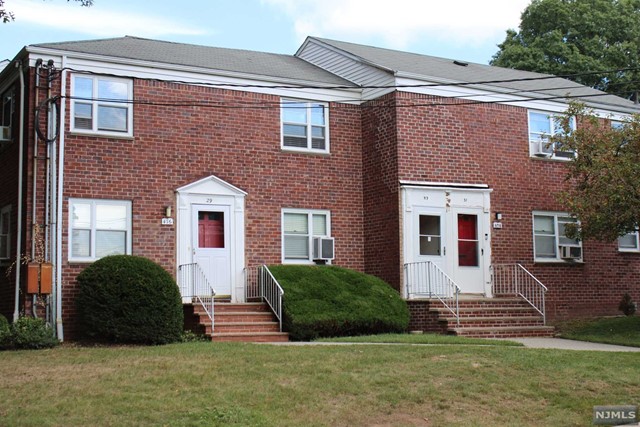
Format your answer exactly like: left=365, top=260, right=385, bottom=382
left=392, top=91, right=640, bottom=322
left=361, top=94, right=401, bottom=289
left=0, top=77, right=25, bottom=321
left=57, top=78, right=364, bottom=338
left=11, top=69, right=640, bottom=338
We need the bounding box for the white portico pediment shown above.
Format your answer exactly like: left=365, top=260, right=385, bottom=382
left=176, top=175, right=247, bottom=198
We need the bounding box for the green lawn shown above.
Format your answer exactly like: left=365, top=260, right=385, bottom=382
left=1, top=342, right=638, bottom=426
left=556, top=315, right=640, bottom=347
left=318, top=333, right=522, bottom=346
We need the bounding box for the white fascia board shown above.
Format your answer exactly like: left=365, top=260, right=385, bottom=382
left=26, top=47, right=362, bottom=104
left=400, top=180, right=491, bottom=191
left=394, top=74, right=638, bottom=117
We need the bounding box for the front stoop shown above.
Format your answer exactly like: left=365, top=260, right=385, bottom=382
left=185, top=302, right=289, bottom=343
left=408, top=297, right=555, bottom=338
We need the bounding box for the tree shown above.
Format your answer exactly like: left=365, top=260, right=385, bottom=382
left=552, top=102, right=640, bottom=241
left=1, top=0, right=93, bottom=23
left=491, top=0, right=640, bottom=100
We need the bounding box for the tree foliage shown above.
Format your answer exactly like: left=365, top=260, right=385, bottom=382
left=553, top=102, right=640, bottom=241
left=491, top=0, right=640, bottom=100
left=1, top=0, right=93, bottom=23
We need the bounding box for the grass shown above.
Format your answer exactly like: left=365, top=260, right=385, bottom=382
left=1, top=342, right=639, bottom=426
left=556, top=315, right=640, bottom=347
left=318, top=333, right=523, bottom=346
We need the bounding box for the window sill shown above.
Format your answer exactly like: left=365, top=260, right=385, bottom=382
left=68, top=131, right=134, bottom=141
left=281, top=147, right=331, bottom=157
left=68, top=259, right=97, bottom=264
left=618, top=249, right=640, bottom=254
left=534, top=259, right=584, bottom=264
left=529, top=155, right=573, bottom=162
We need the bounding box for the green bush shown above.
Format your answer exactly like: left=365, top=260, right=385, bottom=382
left=0, top=314, right=11, bottom=349
left=76, top=255, right=183, bottom=345
left=269, top=265, right=410, bottom=341
left=11, top=316, right=58, bottom=350
left=619, top=293, right=637, bottom=316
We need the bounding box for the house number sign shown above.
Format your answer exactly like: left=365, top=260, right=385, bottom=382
left=161, top=218, right=174, bottom=225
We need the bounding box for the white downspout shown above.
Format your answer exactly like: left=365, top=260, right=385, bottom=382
left=55, top=57, right=67, bottom=340
left=13, top=61, right=26, bottom=321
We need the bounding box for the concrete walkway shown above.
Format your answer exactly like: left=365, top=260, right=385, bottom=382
left=506, top=337, right=640, bottom=352
left=265, top=338, right=640, bottom=352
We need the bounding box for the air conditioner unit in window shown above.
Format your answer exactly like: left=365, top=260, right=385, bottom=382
left=0, top=126, right=10, bottom=142
left=313, top=237, right=335, bottom=261
left=532, top=139, right=552, bottom=157
left=559, top=245, right=581, bottom=260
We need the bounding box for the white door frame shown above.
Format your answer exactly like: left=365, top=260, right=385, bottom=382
left=401, top=182, right=492, bottom=297
left=176, top=175, right=247, bottom=303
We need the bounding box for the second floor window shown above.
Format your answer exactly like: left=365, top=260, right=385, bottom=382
left=1, top=88, right=14, bottom=142
left=281, top=100, right=329, bottom=153
left=528, top=111, right=575, bottom=160
left=71, top=74, right=133, bottom=137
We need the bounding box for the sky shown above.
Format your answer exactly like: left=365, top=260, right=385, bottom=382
left=1, top=0, right=531, bottom=65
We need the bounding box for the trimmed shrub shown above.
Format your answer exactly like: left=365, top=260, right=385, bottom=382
left=76, top=255, right=183, bottom=345
left=269, top=265, right=410, bottom=341
left=0, top=314, right=11, bottom=349
left=11, top=316, right=58, bottom=350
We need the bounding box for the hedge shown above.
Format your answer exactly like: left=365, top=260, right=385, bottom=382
left=269, top=265, right=409, bottom=341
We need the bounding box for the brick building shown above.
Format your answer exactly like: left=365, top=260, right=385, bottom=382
left=1, top=36, right=638, bottom=340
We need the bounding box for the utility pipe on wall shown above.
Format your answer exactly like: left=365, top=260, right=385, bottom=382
left=55, top=56, right=67, bottom=341
left=13, top=61, right=26, bottom=321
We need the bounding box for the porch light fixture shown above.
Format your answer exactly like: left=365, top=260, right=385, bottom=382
left=165, top=206, right=172, bottom=217
left=495, top=212, right=502, bottom=220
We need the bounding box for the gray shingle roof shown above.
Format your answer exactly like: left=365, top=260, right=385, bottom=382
left=32, top=36, right=354, bottom=86
left=311, top=37, right=640, bottom=113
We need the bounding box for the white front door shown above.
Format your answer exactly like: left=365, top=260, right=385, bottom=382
left=403, top=186, right=491, bottom=296
left=192, top=204, right=232, bottom=296
left=451, top=208, right=486, bottom=294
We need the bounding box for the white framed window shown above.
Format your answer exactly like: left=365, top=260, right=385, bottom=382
left=281, top=99, right=329, bottom=153
left=282, top=209, right=330, bottom=263
left=0, top=205, right=11, bottom=260
left=528, top=111, right=575, bottom=160
left=533, top=212, right=582, bottom=262
left=70, top=74, right=133, bottom=137
left=1, top=88, right=14, bottom=143
left=69, top=199, right=132, bottom=262
left=619, top=231, right=639, bottom=252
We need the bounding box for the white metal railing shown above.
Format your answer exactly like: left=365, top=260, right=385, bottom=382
left=244, top=265, right=284, bottom=332
left=491, top=263, right=547, bottom=324
left=178, top=263, right=215, bottom=331
left=404, top=261, right=460, bottom=324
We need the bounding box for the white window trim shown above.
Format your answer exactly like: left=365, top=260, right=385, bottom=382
left=280, top=99, right=330, bottom=154
left=532, top=211, right=582, bottom=263
left=528, top=110, right=576, bottom=161
left=70, top=74, right=134, bottom=137
left=618, top=231, right=640, bottom=253
left=1, top=87, right=14, bottom=143
left=0, top=204, right=11, bottom=260
left=68, top=199, right=132, bottom=263
left=281, top=208, right=331, bottom=264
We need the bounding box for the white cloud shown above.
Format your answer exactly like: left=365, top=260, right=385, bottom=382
left=9, top=0, right=207, bottom=38
left=263, top=0, right=529, bottom=49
